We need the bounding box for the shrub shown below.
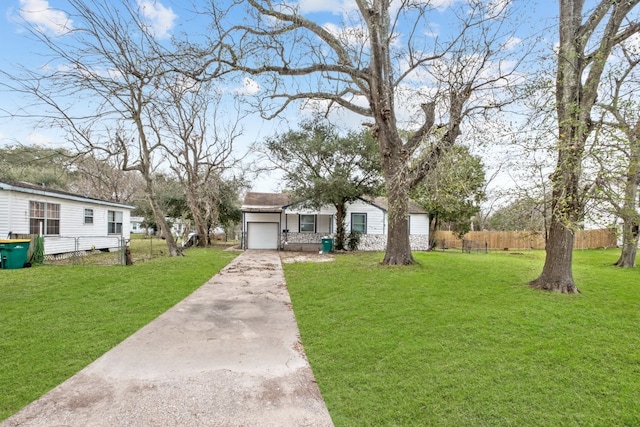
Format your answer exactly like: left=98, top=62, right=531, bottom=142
left=347, top=230, right=361, bottom=251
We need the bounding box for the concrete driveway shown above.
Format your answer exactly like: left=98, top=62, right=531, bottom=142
left=2, top=250, right=334, bottom=427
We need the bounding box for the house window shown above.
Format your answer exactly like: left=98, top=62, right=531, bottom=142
left=29, top=201, right=60, bottom=235
left=84, top=208, right=94, bottom=224
left=108, top=210, right=123, bottom=234
left=299, top=215, right=316, bottom=233
left=351, top=213, right=367, bottom=234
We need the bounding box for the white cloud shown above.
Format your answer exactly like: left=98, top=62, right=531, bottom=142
left=322, top=22, right=369, bottom=47
left=18, top=0, right=73, bottom=36
left=502, top=36, right=522, bottom=51
left=25, top=131, right=55, bottom=147
left=137, top=0, right=177, bottom=39
left=424, top=22, right=441, bottom=38
left=234, top=77, right=261, bottom=95
left=430, top=0, right=457, bottom=11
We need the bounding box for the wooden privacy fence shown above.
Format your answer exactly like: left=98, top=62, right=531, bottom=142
left=433, top=228, right=617, bottom=251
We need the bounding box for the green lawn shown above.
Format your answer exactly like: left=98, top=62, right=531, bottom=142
left=285, top=250, right=640, bottom=426
left=0, top=248, right=238, bottom=421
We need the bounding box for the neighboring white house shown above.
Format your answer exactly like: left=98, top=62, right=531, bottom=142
left=241, top=192, right=430, bottom=251
left=130, top=216, right=192, bottom=238
left=130, top=216, right=147, bottom=234
left=0, top=179, right=134, bottom=256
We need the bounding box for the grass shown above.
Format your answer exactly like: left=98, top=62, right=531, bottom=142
left=284, top=249, right=640, bottom=426
left=0, top=247, right=238, bottom=421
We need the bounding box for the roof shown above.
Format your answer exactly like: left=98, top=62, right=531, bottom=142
left=0, top=178, right=135, bottom=210
left=241, top=192, right=291, bottom=212
left=242, top=192, right=428, bottom=214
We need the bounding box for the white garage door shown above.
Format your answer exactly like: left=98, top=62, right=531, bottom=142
left=247, top=222, right=279, bottom=249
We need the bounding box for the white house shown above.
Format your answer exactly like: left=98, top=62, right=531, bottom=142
left=130, top=216, right=148, bottom=234
left=0, top=179, right=134, bottom=256
left=241, top=192, right=430, bottom=251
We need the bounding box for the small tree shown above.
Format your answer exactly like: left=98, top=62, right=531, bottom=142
left=412, top=144, right=485, bottom=246
left=263, top=118, right=382, bottom=250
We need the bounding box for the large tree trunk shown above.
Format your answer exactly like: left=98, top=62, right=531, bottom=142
left=334, top=202, right=346, bottom=251
left=615, top=222, right=638, bottom=267
left=382, top=172, right=414, bottom=265
left=531, top=126, right=584, bottom=293
left=615, top=184, right=639, bottom=267
left=530, top=220, right=579, bottom=293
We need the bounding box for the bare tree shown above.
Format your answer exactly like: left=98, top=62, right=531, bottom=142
left=212, top=0, right=526, bottom=264
left=592, top=44, right=640, bottom=267
left=0, top=0, right=216, bottom=256
left=70, top=152, right=144, bottom=204
left=157, top=76, right=242, bottom=246
left=530, top=0, right=640, bottom=293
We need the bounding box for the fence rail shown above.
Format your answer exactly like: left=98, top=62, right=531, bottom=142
left=433, top=228, right=617, bottom=251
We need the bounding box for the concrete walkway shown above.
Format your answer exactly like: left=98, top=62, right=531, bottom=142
left=2, top=250, right=334, bottom=427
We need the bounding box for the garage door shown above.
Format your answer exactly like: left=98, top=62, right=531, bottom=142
left=247, top=222, right=279, bottom=249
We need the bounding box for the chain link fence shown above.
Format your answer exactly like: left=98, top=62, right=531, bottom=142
left=11, top=233, right=239, bottom=266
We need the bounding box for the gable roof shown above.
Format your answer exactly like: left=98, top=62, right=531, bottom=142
left=0, top=178, right=135, bottom=210
left=242, top=192, right=428, bottom=215
left=242, top=192, right=291, bottom=212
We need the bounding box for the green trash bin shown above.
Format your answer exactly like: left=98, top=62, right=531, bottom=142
left=321, top=237, right=334, bottom=254
left=0, top=239, right=31, bottom=269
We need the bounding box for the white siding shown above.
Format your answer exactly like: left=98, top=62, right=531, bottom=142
left=409, top=214, right=430, bottom=235
left=344, top=199, right=386, bottom=235
left=3, top=193, right=29, bottom=235
left=244, top=212, right=281, bottom=223
left=0, top=191, right=9, bottom=237
left=0, top=187, right=132, bottom=255
left=318, top=205, right=338, bottom=215
left=285, top=214, right=300, bottom=233
left=317, top=215, right=332, bottom=233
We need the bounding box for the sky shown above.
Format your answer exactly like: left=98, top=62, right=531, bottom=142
left=0, top=0, right=561, bottom=196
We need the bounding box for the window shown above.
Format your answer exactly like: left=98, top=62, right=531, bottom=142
left=29, top=201, right=60, bottom=235
left=351, top=213, right=367, bottom=234
left=29, top=201, right=45, bottom=235
left=299, top=214, right=316, bottom=233
left=84, top=208, right=94, bottom=224
left=108, top=210, right=123, bottom=234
